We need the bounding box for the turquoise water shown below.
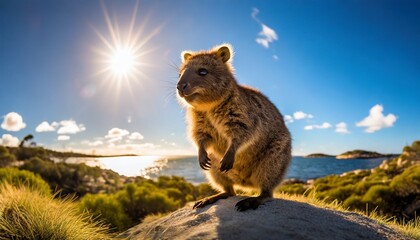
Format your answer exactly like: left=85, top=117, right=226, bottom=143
left=67, top=156, right=387, bottom=184
left=142, top=156, right=387, bottom=184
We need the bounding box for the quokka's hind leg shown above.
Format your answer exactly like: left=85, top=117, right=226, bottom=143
left=193, top=192, right=233, bottom=209
left=193, top=185, right=235, bottom=209
left=235, top=190, right=272, bottom=211
left=235, top=142, right=290, bottom=211
left=234, top=162, right=287, bottom=211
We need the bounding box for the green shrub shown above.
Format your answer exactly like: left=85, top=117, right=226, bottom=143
left=165, top=188, right=185, bottom=203
left=343, top=195, right=365, bottom=210
left=79, top=194, right=132, bottom=232
left=79, top=176, right=213, bottom=232
left=10, top=146, right=48, bottom=160
left=0, top=168, right=50, bottom=195
left=0, top=146, right=7, bottom=155
left=156, top=176, right=196, bottom=204
left=115, top=183, right=178, bottom=220
left=390, top=165, right=420, bottom=197
left=323, top=185, right=354, bottom=202
left=20, top=157, right=122, bottom=196
left=0, top=184, right=113, bottom=240
left=362, top=185, right=394, bottom=209
left=196, top=183, right=218, bottom=199
left=354, top=181, right=385, bottom=195
left=0, top=146, right=16, bottom=167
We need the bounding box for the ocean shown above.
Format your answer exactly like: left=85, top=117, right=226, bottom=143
left=65, top=155, right=387, bottom=184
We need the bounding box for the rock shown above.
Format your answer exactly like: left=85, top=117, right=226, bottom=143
left=120, top=196, right=410, bottom=240
left=379, top=160, right=390, bottom=170
left=281, top=178, right=306, bottom=185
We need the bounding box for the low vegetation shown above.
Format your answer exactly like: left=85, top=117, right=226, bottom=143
left=79, top=176, right=216, bottom=231
left=0, top=146, right=16, bottom=168
left=0, top=184, right=113, bottom=239
left=0, top=138, right=418, bottom=237
left=279, top=141, right=420, bottom=222
left=0, top=168, right=51, bottom=196
left=0, top=145, right=217, bottom=233
left=19, top=157, right=124, bottom=196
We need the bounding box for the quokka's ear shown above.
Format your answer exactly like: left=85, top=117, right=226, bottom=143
left=216, top=44, right=233, bottom=63
left=181, top=51, right=192, bottom=62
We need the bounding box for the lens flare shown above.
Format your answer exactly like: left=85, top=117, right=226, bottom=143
left=92, top=0, right=161, bottom=95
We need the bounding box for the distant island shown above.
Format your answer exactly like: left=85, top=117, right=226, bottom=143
left=304, top=153, right=335, bottom=158
left=305, top=150, right=398, bottom=159
left=336, top=150, right=396, bottom=159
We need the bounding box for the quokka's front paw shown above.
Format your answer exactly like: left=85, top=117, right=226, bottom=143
left=198, top=148, right=211, bottom=170
left=220, top=147, right=235, bottom=172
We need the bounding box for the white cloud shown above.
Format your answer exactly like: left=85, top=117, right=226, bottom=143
left=108, top=137, right=123, bottom=143
left=1, top=112, right=26, bottom=131
left=304, top=125, right=313, bottom=130
left=256, top=24, right=278, bottom=48
left=304, top=122, right=332, bottom=130
left=103, top=142, right=160, bottom=154
left=89, top=140, right=103, bottom=147
left=356, top=104, right=397, bottom=133
left=105, top=128, right=129, bottom=138
left=35, top=121, right=58, bottom=132
left=81, top=140, right=104, bottom=147
left=284, top=115, right=294, bottom=124
left=128, top=132, right=144, bottom=140
left=252, top=8, right=278, bottom=49
left=57, top=120, right=86, bottom=134
left=105, top=128, right=129, bottom=142
left=336, top=122, right=350, bottom=134
left=320, top=122, right=333, bottom=129
left=256, top=38, right=269, bottom=49
left=112, top=143, right=159, bottom=152
left=293, top=111, right=314, bottom=120
left=0, top=134, right=19, bottom=147
left=251, top=8, right=259, bottom=20
left=58, top=135, right=70, bottom=141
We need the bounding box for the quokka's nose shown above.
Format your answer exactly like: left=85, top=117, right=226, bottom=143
left=177, top=82, right=188, bottom=93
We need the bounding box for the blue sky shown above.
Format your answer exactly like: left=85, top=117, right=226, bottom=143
left=1, top=0, right=419, bottom=156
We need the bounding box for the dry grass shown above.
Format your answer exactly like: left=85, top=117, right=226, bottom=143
left=141, top=213, right=170, bottom=225
left=0, top=184, right=114, bottom=240
left=274, top=192, right=420, bottom=239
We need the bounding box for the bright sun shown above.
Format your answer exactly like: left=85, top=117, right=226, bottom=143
left=93, top=1, right=161, bottom=84
left=109, top=46, right=138, bottom=77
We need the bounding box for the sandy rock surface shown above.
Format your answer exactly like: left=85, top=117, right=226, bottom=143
left=120, top=196, right=410, bottom=240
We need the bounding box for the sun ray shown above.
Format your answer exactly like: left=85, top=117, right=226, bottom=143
left=127, top=0, right=139, bottom=43
left=92, top=0, right=162, bottom=97
left=100, top=1, right=119, bottom=48
left=92, top=28, right=115, bottom=53
left=132, top=24, right=162, bottom=53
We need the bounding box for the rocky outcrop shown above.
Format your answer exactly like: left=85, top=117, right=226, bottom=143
left=336, top=150, right=388, bottom=159
left=120, top=196, right=410, bottom=240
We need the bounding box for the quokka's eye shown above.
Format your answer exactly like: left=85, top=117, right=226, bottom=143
left=198, top=68, right=208, bottom=76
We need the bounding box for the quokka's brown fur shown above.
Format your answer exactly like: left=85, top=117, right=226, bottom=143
left=177, top=44, right=291, bottom=211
